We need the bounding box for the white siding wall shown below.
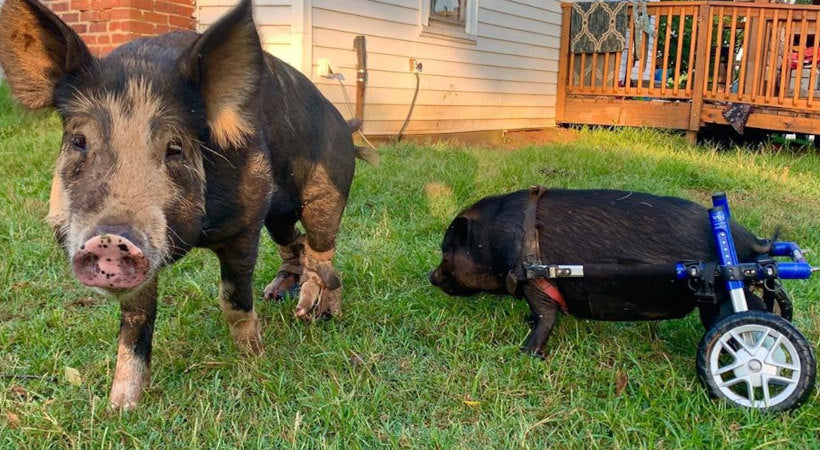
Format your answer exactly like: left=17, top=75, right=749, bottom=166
left=197, top=0, right=561, bottom=135
left=197, top=0, right=298, bottom=67
left=311, top=0, right=559, bottom=134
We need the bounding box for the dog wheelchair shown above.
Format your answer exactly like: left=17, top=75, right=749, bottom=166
left=524, top=192, right=817, bottom=411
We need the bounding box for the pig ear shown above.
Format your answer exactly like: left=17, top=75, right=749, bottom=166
left=448, top=216, right=471, bottom=248
left=0, top=0, right=92, bottom=109
left=179, top=0, right=265, bottom=149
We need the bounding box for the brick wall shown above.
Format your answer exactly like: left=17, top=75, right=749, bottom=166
left=42, top=0, right=196, bottom=56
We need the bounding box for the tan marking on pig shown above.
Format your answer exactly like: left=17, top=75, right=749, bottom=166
left=109, top=342, right=149, bottom=411
left=109, top=314, right=151, bottom=411
left=304, top=244, right=335, bottom=264
left=238, top=150, right=273, bottom=213
left=47, top=172, right=70, bottom=236
left=61, top=78, right=197, bottom=273
left=219, top=282, right=264, bottom=354
left=209, top=107, right=253, bottom=149
left=197, top=19, right=260, bottom=149
left=299, top=163, right=347, bottom=251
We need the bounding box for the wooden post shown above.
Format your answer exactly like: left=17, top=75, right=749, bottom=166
left=354, top=35, right=367, bottom=122
left=688, top=3, right=711, bottom=145
left=555, top=4, right=573, bottom=124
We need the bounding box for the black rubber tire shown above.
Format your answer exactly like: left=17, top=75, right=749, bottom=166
left=697, top=311, right=815, bottom=412
left=763, top=282, right=794, bottom=322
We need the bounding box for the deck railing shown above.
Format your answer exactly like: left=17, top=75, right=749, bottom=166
left=566, top=1, right=702, bottom=100
left=703, top=2, right=820, bottom=110
left=557, top=1, right=820, bottom=139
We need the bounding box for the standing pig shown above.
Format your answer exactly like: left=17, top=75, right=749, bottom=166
left=430, top=188, right=775, bottom=357
left=0, top=0, right=373, bottom=410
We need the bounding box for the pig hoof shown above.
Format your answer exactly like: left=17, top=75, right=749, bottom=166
left=108, top=399, right=139, bottom=412
left=294, top=281, right=342, bottom=322
left=520, top=346, right=548, bottom=360
left=230, top=318, right=264, bottom=355
left=263, top=271, right=301, bottom=301
left=237, top=337, right=265, bottom=355
left=108, top=386, right=144, bottom=412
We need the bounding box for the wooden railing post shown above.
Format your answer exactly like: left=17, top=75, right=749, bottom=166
left=687, top=3, right=711, bottom=144
left=556, top=3, right=572, bottom=124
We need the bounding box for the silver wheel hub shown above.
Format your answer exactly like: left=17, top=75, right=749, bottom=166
left=709, top=323, right=801, bottom=408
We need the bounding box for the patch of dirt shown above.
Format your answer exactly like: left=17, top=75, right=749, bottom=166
left=67, top=297, right=100, bottom=308
left=501, top=127, right=580, bottom=150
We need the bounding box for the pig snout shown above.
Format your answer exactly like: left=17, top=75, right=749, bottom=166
left=428, top=268, right=443, bottom=286
left=72, top=230, right=150, bottom=290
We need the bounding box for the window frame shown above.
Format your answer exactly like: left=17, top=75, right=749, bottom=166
left=420, top=0, right=478, bottom=44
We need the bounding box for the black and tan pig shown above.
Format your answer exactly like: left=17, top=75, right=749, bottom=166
left=0, top=0, right=374, bottom=410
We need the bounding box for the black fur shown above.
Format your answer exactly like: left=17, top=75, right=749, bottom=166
left=431, top=189, right=766, bottom=356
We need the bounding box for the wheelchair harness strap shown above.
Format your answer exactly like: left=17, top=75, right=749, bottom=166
left=505, top=185, right=568, bottom=313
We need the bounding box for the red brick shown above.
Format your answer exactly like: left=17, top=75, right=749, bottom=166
left=51, top=2, right=70, bottom=12
left=168, top=14, right=194, bottom=29
left=83, top=35, right=97, bottom=45
left=109, top=8, right=134, bottom=20
left=61, top=12, right=79, bottom=22
left=120, top=20, right=156, bottom=35
left=155, top=25, right=172, bottom=34
left=155, top=2, right=192, bottom=16
left=99, top=0, right=126, bottom=8
left=89, top=22, right=108, bottom=33
left=70, top=0, right=91, bottom=10
left=141, top=11, right=168, bottom=25
left=153, top=2, right=174, bottom=14
left=71, top=23, right=88, bottom=34
left=131, top=0, right=155, bottom=11
left=80, top=11, right=99, bottom=21
left=97, top=34, right=111, bottom=45
left=111, top=33, right=132, bottom=44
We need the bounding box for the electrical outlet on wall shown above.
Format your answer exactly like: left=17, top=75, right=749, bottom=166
left=409, top=58, right=422, bottom=73
left=318, top=58, right=334, bottom=77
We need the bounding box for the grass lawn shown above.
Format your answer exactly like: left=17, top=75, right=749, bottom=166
left=1, top=82, right=819, bottom=447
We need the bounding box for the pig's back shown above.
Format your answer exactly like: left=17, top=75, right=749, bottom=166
left=536, top=189, right=759, bottom=265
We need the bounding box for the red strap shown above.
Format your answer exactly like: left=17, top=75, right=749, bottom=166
left=533, top=277, right=568, bottom=313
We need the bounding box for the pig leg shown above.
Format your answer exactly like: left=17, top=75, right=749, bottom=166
left=263, top=214, right=304, bottom=300
left=520, top=284, right=559, bottom=358
left=213, top=235, right=264, bottom=354
left=109, top=276, right=158, bottom=411
left=294, top=189, right=346, bottom=322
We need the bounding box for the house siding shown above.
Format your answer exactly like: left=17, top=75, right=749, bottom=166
left=196, top=0, right=560, bottom=136
left=197, top=0, right=297, bottom=68
left=308, top=0, right=559, bottom=135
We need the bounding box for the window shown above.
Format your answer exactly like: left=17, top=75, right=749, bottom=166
left=430, top=0, right=467, bottom=25
left=421, top=0, right=478, bottom=43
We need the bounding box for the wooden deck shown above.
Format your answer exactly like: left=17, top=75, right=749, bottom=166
left=556, top=1, right=820, bottom=142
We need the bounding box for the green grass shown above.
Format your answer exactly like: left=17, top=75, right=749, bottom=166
left=1, top=81, right=819, bottom=447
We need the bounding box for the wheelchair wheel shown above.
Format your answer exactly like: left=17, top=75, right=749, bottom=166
left=762, top=281, right=794, bottom=322
left=697, top=311, right=815, bottom=412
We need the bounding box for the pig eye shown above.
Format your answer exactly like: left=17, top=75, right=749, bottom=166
left=70, top=134, right=87, bottom=152
left=166, top=138, right=184, bottom=160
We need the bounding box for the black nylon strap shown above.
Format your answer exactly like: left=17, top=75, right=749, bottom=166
left=506, top=186, right=547, bottom=295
